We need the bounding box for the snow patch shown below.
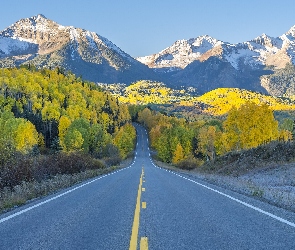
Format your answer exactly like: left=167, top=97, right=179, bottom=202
left=137, top=35, right=223, bottom=70
left=0, top=37, right=34, bottom=54
left=69, top=27, right=80, bottom=42
left=85, top=31, right=97, bottom=49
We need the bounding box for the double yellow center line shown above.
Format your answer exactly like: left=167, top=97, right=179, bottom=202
left=129, top=167, right=148, bottom=250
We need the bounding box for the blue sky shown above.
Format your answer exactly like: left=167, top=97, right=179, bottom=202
left=0, top=0, right=295, bottom=57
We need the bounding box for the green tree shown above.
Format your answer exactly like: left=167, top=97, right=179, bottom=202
left=113, top=124, right=136, bottom=159
left=64, top=129, right=84, bottom=151
left=64, top=118, right=90, bottom=152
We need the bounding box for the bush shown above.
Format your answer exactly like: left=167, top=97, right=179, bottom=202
left=200, top=141, right=295, bottom=176
left=0, top=155, right=34, bottom=188
left=177, top=155, right=202, bottom=170
left=104, top=156, right=122, bottom=167
left=0, top=151, right=106, bottom=189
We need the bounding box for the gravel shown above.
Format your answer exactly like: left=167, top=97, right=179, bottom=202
left=155, top=160, right=295, bottom=212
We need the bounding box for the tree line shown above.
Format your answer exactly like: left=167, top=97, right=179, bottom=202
left=0, top=66, right=136, bottom=160
left=137, top=102, right=293, bottom=168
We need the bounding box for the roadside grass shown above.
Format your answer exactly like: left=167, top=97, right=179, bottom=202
left=199, top=141, right=295, bottom=176
left=152, top=141, right=295, bottom=212
left=0, top=152, right=132, bottom=214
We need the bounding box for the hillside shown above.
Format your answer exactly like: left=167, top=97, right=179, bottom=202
left=101, top=82, right=295, bottom=117
left=0, top=66, right=134, bottom=155
left=188, top=88, right=295, bottom=116
left=0, top=14, right=157, bottom=84
left=98, top=81, right=196, bottom=105
left=261, top=63, right=295, bottom=98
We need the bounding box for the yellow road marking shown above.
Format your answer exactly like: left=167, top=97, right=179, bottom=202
left=140, top=237, right=149, bottom=250
left=129, top=169, right=144, bottom=250
left=142, top=202, right=146, bottom=209
left=142, top=188, right=145, bottom=192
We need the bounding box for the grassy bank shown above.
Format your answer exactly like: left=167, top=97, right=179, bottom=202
left=153, top=141, right=295, bottom=212
left=0, top=152, right=132, bottom=214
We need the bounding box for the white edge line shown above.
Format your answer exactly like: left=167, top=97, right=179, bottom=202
left=0, top=176, right=99, bottom=224
left=0, top=160, right=135, bottom=224
left=154, top=164, right=295, bottom=229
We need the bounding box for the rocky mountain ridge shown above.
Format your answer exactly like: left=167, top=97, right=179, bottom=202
left=136, top=25, right=295, bottom=95
left=1, top=15, right=295, bottom=96
left=137, top=26, right=295, bottom=72
left=0, top=14, right=156, bottom=83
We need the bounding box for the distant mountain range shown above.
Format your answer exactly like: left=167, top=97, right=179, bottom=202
left=1, top=14, right=295, bottom=96
left=137, top=29, right=295, bottom=71
left=137, top=26, right=295, bottom=95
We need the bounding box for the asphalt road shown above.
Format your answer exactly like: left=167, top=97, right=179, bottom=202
left=1, top=124, right=295, bottom=249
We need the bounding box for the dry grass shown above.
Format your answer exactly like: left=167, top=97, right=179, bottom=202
left=0, top=151, right=132, bottom=214
left=0, top=169, right=108, bottom=212
left=200, top=141, right=295, bottom=176
left=154, top=141, right=295, bottom=212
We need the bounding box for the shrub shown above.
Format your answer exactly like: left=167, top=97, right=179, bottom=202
left=177, top=155, right=202, bottom=170
left=104, top=156, right=122, bottom=167
left=0, top=151, right=106, bottom=189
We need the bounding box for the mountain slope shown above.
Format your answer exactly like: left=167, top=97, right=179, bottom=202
left=137, top=26, right=295, bottom=95
left=189, top=88, right=295, bottom=116
left=0, top=14, right=157, bottom=83
left=137, top=26, right=295, bottom=72
left=261, top=63, right=295, bottom=97
left=137, top=35, right=223, bottom=72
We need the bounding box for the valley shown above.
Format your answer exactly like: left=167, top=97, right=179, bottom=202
left=0, top=12, right=295, bottom=249
left=1, top=15, right=295, bottom=97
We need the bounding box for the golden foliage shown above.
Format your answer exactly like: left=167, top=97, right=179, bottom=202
left=194, top=88, right=295, bottom=115
left=221, top=102, right=279, bottom=152
left=172, top=143, right=185, bottom=164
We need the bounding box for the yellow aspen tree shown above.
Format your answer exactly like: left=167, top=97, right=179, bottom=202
left=198, top=126, right=217, bottom=161
left=223, top=102, right=278, bottom=152
left=58, top=116, right=71, bottom=150
left=172, top=143, right=185, bottom=164
left=14, top=119, right=38, bottom=153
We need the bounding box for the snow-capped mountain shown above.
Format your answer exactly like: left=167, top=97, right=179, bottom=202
left=0, top=14, right=156, bottom=83
left=1, top=15, right=295, bottom=96
left=137, top=26, right=295, bottom=72
left=137, top=35, right=223, bottom=71
left=135, top=26, right=295, bottom=95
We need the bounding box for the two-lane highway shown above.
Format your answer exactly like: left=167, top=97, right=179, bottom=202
left=1, top=124, right=295, bottom=249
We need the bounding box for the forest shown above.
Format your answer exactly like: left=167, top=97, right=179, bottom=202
left=0, top=66, right=294, bottom=206
left=0, top=66, right=136, bottom=191
left=136, top=103, right=293, bottom=169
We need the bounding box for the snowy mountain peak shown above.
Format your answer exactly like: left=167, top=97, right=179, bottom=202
left=0, top=15, right=151, bottom=84
left=251, top=33, right=280, bottom=48
left=31, top=14, right=48, bottom=21
left=138, top=25, right=295, bottom=72
left=286, top=25, right=295, bottom=37
left=137, top=35, right=223, bottom=70
left=0, top=15, right=133, bottom=60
